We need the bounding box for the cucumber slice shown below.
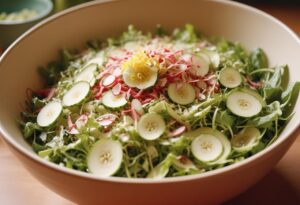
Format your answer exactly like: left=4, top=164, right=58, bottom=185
left=168, top=83, right=195, bottom=105
left=87, top=138, right=123, bottom=177
left=186, top=127, right=231, bottom=164
left=226, top=89, right=263, bottom=117
left=191, top=134, right=224, bottom=162
left=189, top=54, right=210, bottom=77
left=137, top=113, right=166, bottom=140
left=102, top=90, right=127, bottom=109
left=37, top=101, right=62, bottom=127
left=231, top=127, right=260, bottom=152
left=219, top=68, right=242, bottom=88
left=62, top=81, right=90, bottom=107
left=75, top=63, right=98, bottom=86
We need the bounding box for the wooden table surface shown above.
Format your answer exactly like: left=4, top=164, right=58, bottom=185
left=0, top=3, right=300, bottom=205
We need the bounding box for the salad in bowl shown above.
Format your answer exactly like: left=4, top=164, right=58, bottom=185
left=21, top=24, right=299, bottom=179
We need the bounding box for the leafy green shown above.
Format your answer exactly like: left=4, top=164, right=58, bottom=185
left=19, top=25, right=300, bottom=179
left=264, top=65, right=284, bottom=88
left=281, top=82, right=300, bottom=117
left=155, top=24, right=167, bottom=36
left=263, top=87, right=282, bottom=104
left=249, top=48, right=268, bottom=72
left=23, top=122, right=41, bottom=138
left=172, top=24, right=198, bottom=43
left=38, top=49, right=76, bottom=85
left=248, top=101, right=282, bottom=128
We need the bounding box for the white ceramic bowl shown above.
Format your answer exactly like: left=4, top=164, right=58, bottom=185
left=0, top=0, right=299, bottom=204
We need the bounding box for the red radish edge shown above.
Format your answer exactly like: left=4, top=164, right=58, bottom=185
left=112, top=83, right=122, bottom=96
left=168, top=126, right=186, bottom=137
left=102, top=74, right=116, bottom=87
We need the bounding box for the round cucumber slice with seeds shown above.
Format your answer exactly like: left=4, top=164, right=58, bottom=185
left=168, top=83, right=195, bottom=105
left=87, top=138, right=123, bottom=177
left=231, top=127, right=260, bottom=152
left=186, top=127, right=231, bottom=164
left=137, top=113, right=166, bottom=141
left=102, top=90, right=127, bottom=109
left=191, top=134, right=224, bottom=162
left=62, top=81, right=90, bottom=107
left=37, top=101, right=62, bottom=127
left=219, top=68, right=242, bottom=88
left=75, top=63, right=98, bottom=86
left=226, top=89, right=263, bottom=117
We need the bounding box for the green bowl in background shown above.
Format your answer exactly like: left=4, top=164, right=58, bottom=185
left=0, top=0, right=53, bottom=48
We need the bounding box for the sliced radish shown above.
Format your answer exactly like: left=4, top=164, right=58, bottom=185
left=75, top=114, right=88, bottom=129
left=168, top=126, right=186, bottom=137
left=37, top=101, right=62, bottom=127
left=46, top=88, right=56, bottom=101
left=62, top=81, right=90, bottom=107
left=96, top=114, right=117, bottom=126
left=112, top=83, right=122, bottom=96
left=131, top=99, right=144, bottom=115
left=87, top=138, right=123, bottom=177
left=69, top=127, right=80, bottom=135
left=102, top=74, right=116, bottom=87
left=189, top=54, right=210, bottom=77
left=112, top=67, right=122, bottom=77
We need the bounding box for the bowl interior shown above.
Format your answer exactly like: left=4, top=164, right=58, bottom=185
left=0, top=0, right=299, bottom=181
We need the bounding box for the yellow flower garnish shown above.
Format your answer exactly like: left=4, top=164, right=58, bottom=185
left=122, top=51, right=158, bottom=89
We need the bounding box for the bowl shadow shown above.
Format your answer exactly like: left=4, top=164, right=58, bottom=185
left=224, top=168, right=300, bottom=205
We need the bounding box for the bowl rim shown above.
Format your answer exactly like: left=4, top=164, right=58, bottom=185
left=0, top=0, right=300, bottom=184
left=0, top=0, right=53, bottom=25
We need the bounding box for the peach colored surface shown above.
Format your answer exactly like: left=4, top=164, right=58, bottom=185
left=0, top=3, right=299, bottom=205
left=1, top=136, right=299, bottom=205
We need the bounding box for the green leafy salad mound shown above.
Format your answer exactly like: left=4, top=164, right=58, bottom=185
left=20, top=24, right=300, bottom=178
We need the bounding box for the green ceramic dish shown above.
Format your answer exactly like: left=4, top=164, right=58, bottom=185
left=0, top=0, right=53, bottom=48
